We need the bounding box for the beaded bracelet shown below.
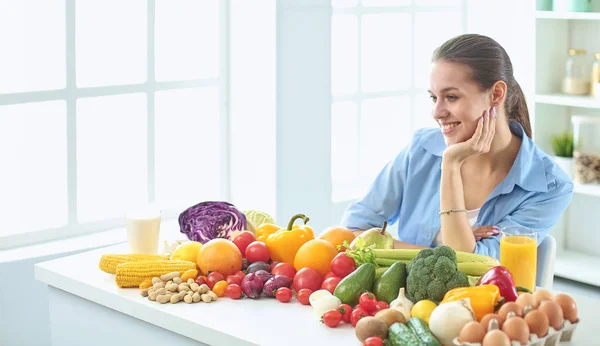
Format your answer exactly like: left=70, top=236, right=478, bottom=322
left=439, top=208, right=468, bottom=215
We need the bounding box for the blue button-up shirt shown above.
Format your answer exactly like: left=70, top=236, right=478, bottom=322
left=340, top=120, right=574, bottom=259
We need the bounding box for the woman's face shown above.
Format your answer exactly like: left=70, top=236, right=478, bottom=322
left=429, top=60, right=491, bottom=145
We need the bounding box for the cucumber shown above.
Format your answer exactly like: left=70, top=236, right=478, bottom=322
left=407, top=317, right=441, bottom=346
left=388, top=322, right=425, bottom=346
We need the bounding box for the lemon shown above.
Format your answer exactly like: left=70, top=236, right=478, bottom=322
left=170, top=241, right=203, bottom=263
left=411, top=300, right=437, bottom=324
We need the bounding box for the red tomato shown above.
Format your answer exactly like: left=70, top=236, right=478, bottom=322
left=320, top=277, right=341, bottom=294
left=296, top=288, right=313, bottom=305
left=293, top=268, right=322, bottom=292
left=351, top=307, right=369, bottom=327
left=359, top=292, right=378, bottom=313
left=364, top=336, right=383, bottom=346
left=226, top=275, right=241, bottom=286
left=275, top=287, right=293, bottom=303
left=194, top=276, right=207, bottom=285
left=225, top=284, right=242, bottom=299
left=321, top=309, right=342, bottom=328
left=377, top=301, right=389, bottom=310
left=330, top=253, right=357, bottom=278
left=272, top=262, right=296, bottom=279
left=323, top=271, right=337, bottom=281
left=245, top=241, right=270, bottom=263
left=206, top=272, right=224, bottom=289
left=337, top=304, right=353, bottom=324
left=234, top=270, right=245, bottom=282
left=233, top=231, right=256, bottom=256
left=269, top=261, right=281, bottom=272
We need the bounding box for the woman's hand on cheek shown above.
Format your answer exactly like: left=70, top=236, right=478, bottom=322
left=442, top=107, right=496, bottom=165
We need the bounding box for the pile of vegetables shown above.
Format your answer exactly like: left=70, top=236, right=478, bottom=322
left=179, top=201, right=247, bottom=243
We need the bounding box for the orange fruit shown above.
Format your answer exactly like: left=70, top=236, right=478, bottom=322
left=318, top=226, right=356, bottom=252
left=196, top=239, right=242, bottom=276
left=294, top=239, right=338, bottom=277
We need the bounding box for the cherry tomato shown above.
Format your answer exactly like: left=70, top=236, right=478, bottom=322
left=234, top=270, right=246, bottom=282
left=323, top=271, right=337, bottom=281
left=321, top=309, right=342, bottom=328
left=337, top=304, right=353, bottom=324
left=269, top=261, right=281, bottom=272
left=276, top=287, right=293, bottom=303
left=330, top=252, right=357, bottom=278
left=351, top=307, right=369, bottom=327
left=320, top=277, right=342, bottom=294
left=212, top=280, right=228, bottom=297
left=245, top=241, right=270, bottom=263
left=271, top=262, right=296, bottom=279
left=226, top=275, right=241, bottom=286
left=296, top=288, right=313, bottom=305
left=377, top=301, right=389, bottom=309
left=359, top=292, right=378, bottom=313
left=225, top=284, right=242, bottom=299
left=194, top=276, right=207, bottom=285
left=364, top=336, right=383, bottom=346
left=233, top=231, right=256, bottom=256
left=293, top=268, right=322, bottom=292
left=206, top=272, right=224, bottom=289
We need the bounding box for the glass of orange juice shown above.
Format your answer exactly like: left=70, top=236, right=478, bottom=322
left=499, top=227, right=538, bottom=292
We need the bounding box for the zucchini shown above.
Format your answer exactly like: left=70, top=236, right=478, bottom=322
left=407, top=317, right=441, bottom=346
left=388, top=322, right=425, bottom=346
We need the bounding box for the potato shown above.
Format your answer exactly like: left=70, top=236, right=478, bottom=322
left=374, top=309, right=406, bottom=327
left=355, top=316, right=388, bottom=343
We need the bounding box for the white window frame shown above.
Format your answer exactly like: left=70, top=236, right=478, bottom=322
left=0, top=0, right=231, bottom=249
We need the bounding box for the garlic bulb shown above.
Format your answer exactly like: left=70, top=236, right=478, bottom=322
left=389, top=287, right=414, bottom=320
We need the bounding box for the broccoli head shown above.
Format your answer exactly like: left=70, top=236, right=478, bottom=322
left=405, top=246, right=469, bottom=304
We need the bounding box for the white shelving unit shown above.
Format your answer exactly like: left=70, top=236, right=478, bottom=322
left=535, top=8, right=600, bottom=287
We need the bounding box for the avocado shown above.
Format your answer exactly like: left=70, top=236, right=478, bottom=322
left=373, top=261, right=407, bottom=304
left=334, top=263, right=376, bottom=306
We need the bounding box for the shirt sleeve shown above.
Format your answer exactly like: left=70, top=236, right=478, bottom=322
left=474, top=179, right=574, bottom=259
left=340, top=146, right=410, bottom=231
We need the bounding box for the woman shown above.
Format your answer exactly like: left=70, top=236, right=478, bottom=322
left=340, top=34, right=573, bottom=259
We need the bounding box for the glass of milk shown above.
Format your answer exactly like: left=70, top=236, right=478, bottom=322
left=126, top=206, right=162, bottom=254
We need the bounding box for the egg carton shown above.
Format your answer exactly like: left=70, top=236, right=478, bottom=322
left=452, top=319, right=579, bottom=346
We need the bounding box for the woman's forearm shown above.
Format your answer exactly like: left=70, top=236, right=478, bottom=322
left=440, top=158, right=476, bottom=252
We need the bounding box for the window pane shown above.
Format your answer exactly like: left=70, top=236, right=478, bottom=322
left=0, top=0, right=65, bottom=93
left=413, top=92, right=437, bottom=130
left=77, top=94, right=147, bottom=222
left=414, top=12, right=462, bottom=88
left=332, top=14, right=358, bottom=95
left=76, top=0, right=147, bottom=87
left=359, top=97, right=411, bottom=183
left=155, top=0, right=219, bottom=81
left=0, top=101, right=67, bottom=235
left=332, top=0, right=358, bottom=7
left=155, top=87, right=221, bottom=211
left=362, top=14, right=412, bottom=92
left=416, top=0, right=461, bottom=5
left=362, top=0, right=411, bottom=6
left=331, top=102, right=359, bottom=201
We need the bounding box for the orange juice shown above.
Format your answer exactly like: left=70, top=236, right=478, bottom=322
left=500, top=235, right=537, bottom=291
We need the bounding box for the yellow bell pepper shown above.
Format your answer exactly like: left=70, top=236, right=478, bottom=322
left=441, top=284, right=501, bottom=321
left=266, top=214, right=315, bottom=264
left=255, top=223, right=281, bottom=243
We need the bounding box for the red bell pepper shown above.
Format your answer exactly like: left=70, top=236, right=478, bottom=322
left=476, top=266, right=521, bottom=302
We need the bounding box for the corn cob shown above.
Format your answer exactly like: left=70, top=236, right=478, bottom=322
left=99, top=254, right=169, bottom=274
left=372, top=249, right=499, bottom=265
left=115, top=260, right=196, bottom=288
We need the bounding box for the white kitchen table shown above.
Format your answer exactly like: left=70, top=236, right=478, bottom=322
left=35, top=244, right=598, bottom=346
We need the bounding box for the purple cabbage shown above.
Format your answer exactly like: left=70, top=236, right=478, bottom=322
left=179, top=201, right=247, bottom=243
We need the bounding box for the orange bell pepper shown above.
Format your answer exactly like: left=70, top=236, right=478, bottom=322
left=266, top=214, right=315, bottom=264
left=255, top=223, right=280, bottom=243
left=441, top=284, right=501, bottom=321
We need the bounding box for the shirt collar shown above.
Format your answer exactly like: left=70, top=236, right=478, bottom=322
left=420, top=120, right=548, bottom=193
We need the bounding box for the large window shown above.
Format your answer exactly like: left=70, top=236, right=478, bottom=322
left=0, top=0, right=231, bottom=248
left=330, top=0, right=465, bottom=202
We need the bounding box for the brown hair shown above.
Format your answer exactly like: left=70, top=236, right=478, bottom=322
left=432, top=34, right=532, bottom=138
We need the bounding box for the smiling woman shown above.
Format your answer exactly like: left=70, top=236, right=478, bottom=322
left=340, top=34, right=574, bottom=259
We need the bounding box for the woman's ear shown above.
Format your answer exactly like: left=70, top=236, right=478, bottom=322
left=490, top=80, right=507, bottom=106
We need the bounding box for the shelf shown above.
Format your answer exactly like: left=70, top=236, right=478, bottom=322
left=535, top=93, right=600, bottom=109
left=554, top=250, right=600, bottom=286
left=536, top=11, right=600, bottom=20
left=574, top=183, right=600, bottom=197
